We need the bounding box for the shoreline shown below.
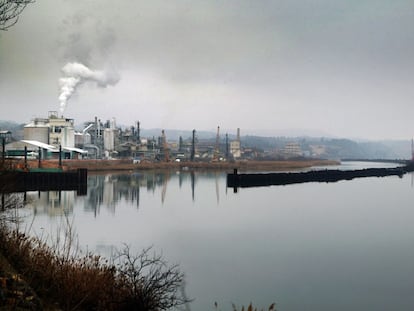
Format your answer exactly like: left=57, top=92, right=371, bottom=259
left=23, top=159, right=340, bottom=172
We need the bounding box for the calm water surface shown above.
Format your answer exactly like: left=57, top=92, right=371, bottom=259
left=20, top=162, right=414, bottom=310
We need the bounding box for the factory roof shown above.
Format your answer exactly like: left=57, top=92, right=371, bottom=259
left=63, top=147, right=88, bottom=154
left=21, top=140, right=57, bottom=151
left=24, top=121, right=49, bottom=127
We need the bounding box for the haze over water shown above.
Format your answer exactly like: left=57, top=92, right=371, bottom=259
left=20, top=163, right=414, bottom=310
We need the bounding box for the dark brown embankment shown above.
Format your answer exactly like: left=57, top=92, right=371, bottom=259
left=55, top=159, right=339, bottom=172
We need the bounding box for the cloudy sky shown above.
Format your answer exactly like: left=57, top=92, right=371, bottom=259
left=1, top=0, right=414, bottom=139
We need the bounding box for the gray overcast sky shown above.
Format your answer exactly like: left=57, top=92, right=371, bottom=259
left=1, top=0, right=414, bottom=139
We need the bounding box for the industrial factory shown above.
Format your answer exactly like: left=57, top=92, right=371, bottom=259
left=3, top=111, right=244, bottom=162
left=4, top=112, right=403, bottom=162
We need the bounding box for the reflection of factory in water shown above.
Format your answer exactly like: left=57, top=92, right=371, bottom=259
left=25, top=191, right=75, bottom=216
left=22, top=170, right=208, bottom=217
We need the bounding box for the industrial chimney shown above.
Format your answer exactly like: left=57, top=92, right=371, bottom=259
left=136, top=121, right=141, bottom=143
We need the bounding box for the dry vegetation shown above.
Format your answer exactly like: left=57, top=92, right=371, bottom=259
left=22, top=158, right=338, bottom=172
left=0, top=223, right=189, bottom=310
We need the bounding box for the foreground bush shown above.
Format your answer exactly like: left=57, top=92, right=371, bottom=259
left=0, top=224, right=188, bottom=310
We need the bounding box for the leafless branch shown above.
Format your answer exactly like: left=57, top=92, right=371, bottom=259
left=0, top=0, right=34, bottom=31
left=114, top=245, right=191, bottom=310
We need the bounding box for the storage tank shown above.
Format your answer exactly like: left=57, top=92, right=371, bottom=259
left=75, top=132, right=92, bottom=147
left=104, top=128, right=115, bottom=151
left=23, top=118, right=49, bottom=144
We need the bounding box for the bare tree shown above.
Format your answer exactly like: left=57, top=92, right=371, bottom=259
left=0, top=0, right=34, bottom=31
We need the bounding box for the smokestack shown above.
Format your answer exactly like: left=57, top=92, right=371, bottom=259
left=191, top=129, right=196, bottom=161
left=136, top=121, right=140, bottom=142
left=237, top=128, right=240, bottom=142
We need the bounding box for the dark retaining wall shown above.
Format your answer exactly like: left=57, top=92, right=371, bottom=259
left=227, top=165, right=413, bottom=188
left=0, top=169, right=88, bottom=195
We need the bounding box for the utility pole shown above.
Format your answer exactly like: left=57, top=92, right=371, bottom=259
left=59, top=145, right=62, bottom=168
left=24, top=146, right=28, bottom=170
left=38, top=147, right=41, bottom=168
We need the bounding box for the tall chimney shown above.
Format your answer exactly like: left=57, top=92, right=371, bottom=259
left=191, top=129, right=196, bottom=161
left=136, top=121, right=140, bottom=142
left=237, top=128, right=240, bottom=142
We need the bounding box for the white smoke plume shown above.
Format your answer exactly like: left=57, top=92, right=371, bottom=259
left=59, top=62, right=120, bottom=115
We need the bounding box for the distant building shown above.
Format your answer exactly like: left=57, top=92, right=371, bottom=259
left=309, top=145, right=326, bottom=157
left=230, top=128, right=241, bottom=159
left=283, top=142, right=302, bottom=158
left=230, top=140, right=241, bottom=159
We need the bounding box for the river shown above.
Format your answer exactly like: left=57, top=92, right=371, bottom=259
left=18, top=162, right=414, bottom=310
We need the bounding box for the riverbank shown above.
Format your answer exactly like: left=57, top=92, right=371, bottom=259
left=22, top=158, right=339, bottom=172
left=0, top=224, right=188, bottom=310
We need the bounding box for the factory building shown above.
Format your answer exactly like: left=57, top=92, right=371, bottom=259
left=48, top=113, right=75, bottom=148
left=230, top=128, right=241, bottom=159
left=283, top=142, right=303, bottom=158
left=5, top=111, right=86, bottom=159
left=230, top=140, right=241, bottom=158
left=4, top=109, right=248, bottom=163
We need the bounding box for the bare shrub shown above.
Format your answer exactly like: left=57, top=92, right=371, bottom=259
left=0, top=219, right=189, bottom=310
left=114, top=245, right=190, bottom=311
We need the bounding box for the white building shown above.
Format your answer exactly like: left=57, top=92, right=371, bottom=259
left=283, top=142, right=303, bottom=158
left=7, top=112, right=86, bottom=159
left=48, top=115, right=75, bottom=148
left=23, top=112, right=75, bottom=149
left=230, top=140, right=241, bottom=159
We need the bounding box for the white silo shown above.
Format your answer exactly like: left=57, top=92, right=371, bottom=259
left=23, top=118, right=50, bottom=144
left=104, top=128, right=115, bottom=151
